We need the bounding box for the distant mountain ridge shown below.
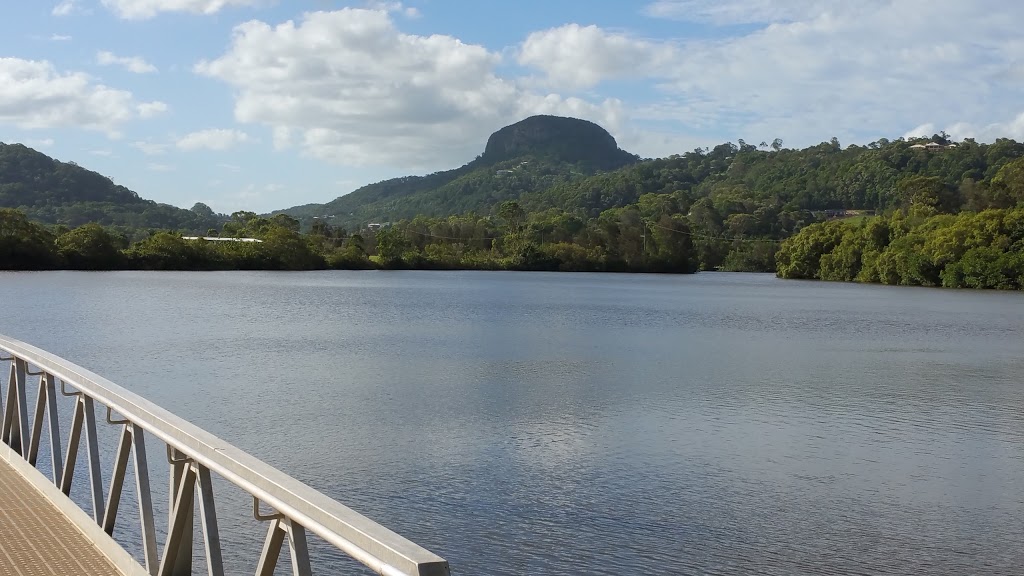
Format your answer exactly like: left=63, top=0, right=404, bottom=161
left=276, top=115, right=639, bottom=227
left=0, top=142, right=220, bottom=232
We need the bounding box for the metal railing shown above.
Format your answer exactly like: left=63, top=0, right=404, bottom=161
left=0, top=335, right=450, bottom=576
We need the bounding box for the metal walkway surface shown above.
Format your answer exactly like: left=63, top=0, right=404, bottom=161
left=0, top=458, right=121, bottom=576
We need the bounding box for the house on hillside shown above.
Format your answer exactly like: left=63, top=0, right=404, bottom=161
left=910, top=142, right=957, bottom=151
left=182, top=236, right=263, bottom=243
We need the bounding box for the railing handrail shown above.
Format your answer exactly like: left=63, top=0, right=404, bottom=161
left=0, top=335, right=449, bottom=576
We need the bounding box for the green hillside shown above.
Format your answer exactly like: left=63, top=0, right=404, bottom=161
left=276, top=115, right=639, bottom=226
left=524, top=136, right=1024, bottom=217
left=278, top=116, right=1024, bottom=239
left=0, top=142, right=221, bottom=232
left=334, top=134, right=1024, bottom=274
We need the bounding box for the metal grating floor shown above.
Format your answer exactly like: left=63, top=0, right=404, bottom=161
left=0, top=458, right=122, bottom=576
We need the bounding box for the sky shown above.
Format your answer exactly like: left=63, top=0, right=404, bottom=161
left=2, top=1, right=1024, bottom=214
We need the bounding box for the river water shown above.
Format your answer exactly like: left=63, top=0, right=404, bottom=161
left=1, top=271, right=1023, bottom=575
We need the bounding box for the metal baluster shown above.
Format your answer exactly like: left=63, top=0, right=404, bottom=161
left=45, top=375, right=63, bottom=486
left=160, top=461, right=197, bottom=576
left=254, top=519, right=286, bottom=576
left=166, top=448, right=194, bottom=576
left=194, top=465, right=225, bottom=576
left=82, top=396, right=105, bottom=524
left=3, top=359, right=31, bottom=456
left=251, top=498, right=311, bottom=576
left=1, top=362, right=16, bottom=447
left=102, top=423, right=133, bottom=535
left=27, top=371, right=49, bottom=466
left=12, top=359, right=30, bottom=457
left=60, top=395, right=85, bottom=495
left=284, top=520, right=313, bottom=576
left=133, top=427, right=159, bottom=575
left=0, top=357, right=6, bottom=440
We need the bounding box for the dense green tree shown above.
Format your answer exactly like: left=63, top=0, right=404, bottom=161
left=373, top=227, right=409, bottom=267
left=776, top=221, right=847, bottom=279
left=262, top=227, right=325, bottom=270
left=125, top=232, right=201, bottom=270
left=55, top=224, right=126, bottom=270
left=0, top=208, right=58, bottom=270
left=778, top=207, right=1024, bottom=289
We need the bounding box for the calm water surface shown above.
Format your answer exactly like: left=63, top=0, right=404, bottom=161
left=2, top=271, right=1023, bottom=575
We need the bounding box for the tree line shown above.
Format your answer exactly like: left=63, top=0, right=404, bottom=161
left=776, top=206, right=1024, bottom=289
left=775, top=166, right=1024, bottom=289
left=0, top=199, right=705, bottom=273
left=4, top=133, right=1024, bottom=286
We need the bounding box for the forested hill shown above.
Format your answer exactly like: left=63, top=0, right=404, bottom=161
left=276, top=115, right=640, bottom=226
left=278, top=116, right=1024, bottom=235
left=0, top=142, right=220, bottom=232
left=524, top=136, right=1024, bottom=217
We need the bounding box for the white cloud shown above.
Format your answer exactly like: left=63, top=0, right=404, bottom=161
left=147, top=163, right=175, bottom=171
left=28, top=138, right=55, bottom=148
left=52, top=0, right=77, bottom=16
left=132, top=140, right=168, bottom=155
left=903, top=123, right=936, bottom=140
left=0, top=57, right=166, bottom=136
left=137, top=101, right=168, bottom=118
left=519, top=24, right=675, bottom=90
left=225, top=183, right=286, bottom=212
left=197, top=8, right=622, bottom=168
left=924, top=113, right=1024, bottom=142
left=644, top=0, right=830, bottom=24
left=97, top=51, right=157, bottom=73
left=271, top=126, right=292, bottom=150
left=367, top=1, right=420, bottom=18
left=50, top=34, right=72, bottom=41
left=524, top=2, right=1024, bottom=150
left=100, top=0, right=262, bottom=19
left=177, top=128, right=250, bottom=150
left=90, top=149, right=114, bottom=156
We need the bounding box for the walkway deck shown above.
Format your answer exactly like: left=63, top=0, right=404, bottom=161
left=0, top=458, right=122, bottom=576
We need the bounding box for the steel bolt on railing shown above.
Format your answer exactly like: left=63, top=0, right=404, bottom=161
left=0, top=335, right=450, bottom=576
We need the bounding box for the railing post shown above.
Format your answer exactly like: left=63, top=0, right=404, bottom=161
left=13, top=359, right=30, bottom=457
left=0, top=359, right=5, bottom=440
left=1, top=358, right=30, bottom=456
left=102, top=424, right=133, bottom=535
left=82, top=395, right=105, bottom=524
left=60, top=396, right=85, bottom=495
left=195, top=465, right=225, bottom=576
left=1, top=362, right=16, bottom=449
left=255, top=519, right=286, bottom=576
left=133, top=427, right=159, bottom=575
left=251, top=499, right=311, bottom=576
left=27, top=371, right=48, bottom=466
left=160, top=459, right=196, bottom=576
left=45, top=375, right=63, bottom=486
left=165, top=448, right=193, bottom=576
left=285, top=520, right=313, bottom=576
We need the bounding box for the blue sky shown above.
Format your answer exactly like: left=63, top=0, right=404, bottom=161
left=2, top=0, right=1024, bottom=213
